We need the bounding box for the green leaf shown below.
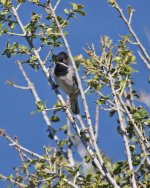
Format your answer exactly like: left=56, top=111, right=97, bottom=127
left=85, top=58, right=91, bottom=65
left=7, top=174, right=14, bottom=180
left=88, top=79, right=102, bottom=91
left=58, top=140, right=67, bottom=147
left=129, top=145, right=135, bottom=152
left=0, top=10, right=9, bottom=16
left=97, top=95, right=110, bottom=105
left=84, top=155, right=91, bottom=163
left=36, top=101, right=44, bottom=111
left=77, top=10, right=85, bottom=16
left=0, top=0, right=11, bottom=7
left=54, top=100, right=62, bottom=108
left=127, top=6, right=134, bottom=16
left=30, top=0, right=39, bottom=3
left=57, top=125, right=67, bottom=131
left=70, top=2, right=78, bottom=10
left=64, top=9, right=70, bottom=14
left=19, top=45, right=29, bottom=54
left=77, top=4, right=84, bottom=9
left=139, top=108, right=149, bottom=119
left=50, top=115, right=60, bottom=122
left=144, top=119, right=150, bottom=126
left=108, top=0, right=116, bottom=5
left=113, top=161, right=125, bottom=175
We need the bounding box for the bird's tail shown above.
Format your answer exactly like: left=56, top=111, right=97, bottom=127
left=70, top=95, right=79, bottom=114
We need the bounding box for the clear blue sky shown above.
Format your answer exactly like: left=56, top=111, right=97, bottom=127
left=0, top=0, right=150, bottom=187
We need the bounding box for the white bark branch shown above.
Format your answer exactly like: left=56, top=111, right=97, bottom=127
left=114, top=2, right=150, bottom=70
left=109, top=73, right=137, bottom=188
left=11, top=5, right=120, bottom=187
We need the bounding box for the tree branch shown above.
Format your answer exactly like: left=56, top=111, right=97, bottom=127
left=119, top=96, right=150, bottom=150
left=114, top=2, right=150, bottom=70
left=0, top=173, right=27, bottom=188
left=109, top=73, right=137, bottom=188
left=94, top=104, right=99, bottom=143
left=16, top=61, right=71, bottom=160
left=53, top=0, right=61, bottom=11
left=10, top=5, right=120, bottom=187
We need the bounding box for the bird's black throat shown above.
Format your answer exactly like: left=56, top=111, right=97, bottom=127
left=54, top=63, right=68, bottom=76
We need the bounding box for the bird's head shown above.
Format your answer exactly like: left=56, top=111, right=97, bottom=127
left=56, top=52, right=68, bottom=64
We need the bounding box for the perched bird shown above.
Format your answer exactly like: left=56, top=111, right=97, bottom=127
left=54, top=52, right=80, bottom=114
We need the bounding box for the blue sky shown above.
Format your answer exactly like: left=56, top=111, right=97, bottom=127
left=0, top=0, right=150, bottom=186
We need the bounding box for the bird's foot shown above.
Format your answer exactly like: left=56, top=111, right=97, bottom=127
left=52, top=84, right=58, bottom=90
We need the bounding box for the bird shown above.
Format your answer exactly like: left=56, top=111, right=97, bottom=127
left=54, top=52, right=80, bottom=114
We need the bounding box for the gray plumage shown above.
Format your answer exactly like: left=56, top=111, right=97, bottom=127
left=54, top=52, right=80, bottom=114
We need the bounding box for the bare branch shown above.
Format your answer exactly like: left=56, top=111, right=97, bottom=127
left=0, top=173, right=27, bottom=188
left=109, top=73, right=137, bottom=188
left=6, top=81, right=30, bottom=90
left=128, top=8, right=135, bottom=25
left=66, top=117, right=75, bottom=167
left=11, top=7, right=26, bottom=36
left=119, top=96, right=150, bottom=150
left=135, top=156, right=148, bottom=173
left=6, top=32, right=26, bottom=36
left=53, top=0, right=61, bottom=11
left=16, top=2, right=22, bottom=11
left=0, top=129, right=45, bottom=160
left=83, top=86, right=91, bottom=94
left=94, top=104, right=99, bottom=142
left=114, top=2, right=150, bottom=70
left=75, top=114, right=86, bottom=130
left=138, top=50, right=150, bottom=70
left=43, top=45, right=54, bottom=64
left=127, top=79, right=134, bottom=107
left=14, top=137, right=30, bottom=181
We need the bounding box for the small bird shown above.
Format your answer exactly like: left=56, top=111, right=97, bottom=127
left=54, top=52, right=80, bottom=114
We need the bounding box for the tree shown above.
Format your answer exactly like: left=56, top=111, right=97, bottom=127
left=0, top=0, right=149, bottom=187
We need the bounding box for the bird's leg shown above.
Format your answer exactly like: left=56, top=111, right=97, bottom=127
left=52, top=83, right=59, bottom=90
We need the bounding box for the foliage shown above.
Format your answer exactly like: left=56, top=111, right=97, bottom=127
left=0, top=0, right=150, bottom=188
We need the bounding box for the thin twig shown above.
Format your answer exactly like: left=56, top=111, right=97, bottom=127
left=128, top=79, right=134, bottom=107
left=128, top=8, right=135, bottom=25
left=53, top=0, right=61, bottom=11
left=138, top=50, right=150, bottom=70
left=66, top=96, right=76, bottom=167
left=0, top=173, right=27, bottom=188
left=66, top=117, right=78, bottom=185
left=114, top=2, right=150, bottom=70
left=94, top=104, right=99, bottom=142
left=14, top=137, right=30, bottom=182
left=119, top=96, right=150, bottom=150
left=7, top=81, right=30, bottom=90
left=16, top=2, right=22, bottom=11
left=135, top=156, right=148, bottom=173
left=75, top=114, right=86, bottom=130
left=109, top=72, right=137, bottom=188
left=0, top=129, right=45, bottom=160
left=6, top=32, right=26, bottom=37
